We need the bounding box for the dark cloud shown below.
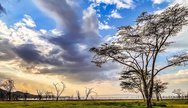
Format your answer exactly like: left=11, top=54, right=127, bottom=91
left=39, top=62, right=119, bottom=82
left=0, top=0, right=118, bottom=82
left=13, top=44, right=64, bottom=66
left=32, top=0, right=110, bottom=81
left=13, top=44, right=42, bottom=63
left=0, top=3, right=6, bottom=14
left=0, top=40, right=16, bottom=61
left=36, top=0, right=81, bottom=34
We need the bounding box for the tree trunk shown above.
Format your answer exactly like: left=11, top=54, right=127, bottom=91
left=146, top=97, right=152, bottom=108
left=159, top=93, right=163, bottom=101
left=56, top=97, right=59, bottom=101
left=147, top=76, right=155, bottom=108
left=141, top=90, right=146, bottom=101
left=143, top=83, right=152, bottom=108
left=8, top=92, right=11, bottom=101
left=156, top=93, right=159, bottom=101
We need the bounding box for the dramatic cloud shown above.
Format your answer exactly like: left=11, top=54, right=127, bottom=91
left=0, top=0, right=120, bottom=82
left=33, top=0, right=120, bottom=81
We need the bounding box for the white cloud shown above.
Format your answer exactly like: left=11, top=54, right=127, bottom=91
left=99, top=21, right=113, bottom=30
left=15, top=15, right=36, bottom=28
left=152, top=0, right=188, bottom=5
left=152, top=0, right=171, bottom=4
left=109, top=10, right=123, bottom=19
left=173, top=0, right=188, bottom=6
left=90, top=0, right=134, bottom=9
left=82, top=6, right=99, bottom=33
left=0, top=15, right=63, bottom=71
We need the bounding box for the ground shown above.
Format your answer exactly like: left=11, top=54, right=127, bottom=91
left=0, top=99, right=187, bottom=108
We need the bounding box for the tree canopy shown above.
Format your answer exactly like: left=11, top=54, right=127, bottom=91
left=90, top=4, right=188, bottom=108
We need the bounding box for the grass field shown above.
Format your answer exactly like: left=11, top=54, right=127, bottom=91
left=0, top=99, right=187, bottom=108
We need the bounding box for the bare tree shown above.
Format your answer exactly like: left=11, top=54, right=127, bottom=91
left=0, top=79, right=15, bottom=100
left=90, top=4, right=188, bottom=108
left=53, top=81, right=65, bottom=101
left=76, top=90, right=81, bottom=100
left=36, top=89, right=43, bottom=100
left=153, top=79, right=168, bottom=101
left=45, top=91, right=53, bottom=100
left=172, top=89, right=183, bottom=99
left=85, top=87, right=97, bottom=100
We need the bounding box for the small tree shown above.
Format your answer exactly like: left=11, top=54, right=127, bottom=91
left=53, top=81, right=65, bottom=101
left=23, top=91, right=28, bottom=101
left=85, top=87, right=97, bottom=100
left=90, top=4, right=188, bottom=108
left=0, top=79, right=15, bottom=100
left=172, top=89, right=183, bottom=99
left=76, top=90, right=81, bottom=100
left=36, top=90, right=43, bottom=100
left=120, top=70, right=146, bottom=101
left=45, top=91, right=53, bottom=100
left=153, top=79, right=168, bottom=101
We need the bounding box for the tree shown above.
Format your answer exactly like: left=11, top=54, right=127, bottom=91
left=53, top=81, right=65, bottom=101
left=23, top=91, right=28, bottom=101
left=76, top=90, right=81, bottom=100
left=90, top=4, right=188, bottom=108
left=172, top=89, right=183, bottom=99
left=153, top=79, right=168, bottom=101
left=85, top=87, right=97, bottom=100
left=120, top=70, right=147, bottom=101
left=45, top=91, right=53, bottom=100
left=36, top=89, right=43, bottom=100
left=0, top=79, right=15, bottom=100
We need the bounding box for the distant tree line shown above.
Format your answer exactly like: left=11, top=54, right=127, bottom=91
left=0, top=78, right=98, bottom=101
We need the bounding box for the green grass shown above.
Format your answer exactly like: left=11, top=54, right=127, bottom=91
left=0, top=99, right=187, bottom=108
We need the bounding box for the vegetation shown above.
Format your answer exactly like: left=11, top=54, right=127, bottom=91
left=0, top=3, right=187, bottom=108
left=90, top=4, right=188, bottom=108
left=0, top=100, right=186, bottom=108
left=153, top=79, right=168, bottom=101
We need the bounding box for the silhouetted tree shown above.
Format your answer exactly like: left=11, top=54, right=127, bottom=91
left=173, top=89, right=183, bottom=99
left=24, top=91, right=28, bottom=101
left=0, top=79, right=15, bottom=100
left=45, top=91, right=53, bottom=100
left=0, top=89, right=6, bottom=101
left=153, top=79, right=168, bottom=101
left=53, top=81, right=65, bottom=101
left=90, top=4, right=188, bottom=108
left=76, top=90, right=81, bottom=100
left=85, top=87, right=97, bottom=100
left=36, top=90, right=43, bottom=100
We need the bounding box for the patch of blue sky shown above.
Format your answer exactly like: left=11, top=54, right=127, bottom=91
left=0, top=0, right=56, bottom=30
left=97, top=0, right=171, bottom=37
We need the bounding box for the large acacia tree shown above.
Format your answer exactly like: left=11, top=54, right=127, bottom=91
left=90, top=4, right=188, bottom=108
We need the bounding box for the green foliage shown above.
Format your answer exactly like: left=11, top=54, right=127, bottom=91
left=0, top=100, right=187, bottom=108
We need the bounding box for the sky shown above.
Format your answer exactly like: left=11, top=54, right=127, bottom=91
left=0, top=0, right=188, bottom=97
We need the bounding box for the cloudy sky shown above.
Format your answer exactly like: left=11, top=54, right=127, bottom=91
left=0, top=0, right=188, bottom=97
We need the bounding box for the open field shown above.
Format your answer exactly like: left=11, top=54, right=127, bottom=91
left=0, top=100, right=187, bottom=108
